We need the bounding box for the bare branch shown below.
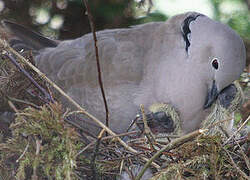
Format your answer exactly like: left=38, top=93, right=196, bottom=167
left=2, top=53, right=53, bottom=103
left=223, top=115, right=250, bottom=145
left=135, top=129, right=206, bottom=180
left=82, top=0, right=110, bottom=130
left=223, top=147, right=250, bottom=180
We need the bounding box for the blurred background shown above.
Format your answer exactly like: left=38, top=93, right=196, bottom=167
left=0, top=0, right=249, bottom=41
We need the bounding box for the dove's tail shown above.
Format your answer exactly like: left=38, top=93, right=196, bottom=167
left=2, top=20, right=58, bottom=51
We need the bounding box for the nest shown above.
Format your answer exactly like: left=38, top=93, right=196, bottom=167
left=0, top=38, right=249, bottom=180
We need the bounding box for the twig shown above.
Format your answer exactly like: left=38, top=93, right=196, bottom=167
left=223, top=147, right=250, bottom=180
left=91, top=129, right=105, bottom=180
left=0, top=39, right=159, bottom=168
left=233, top=137, right=250, bottom=171
left=102, top=131, right=138, bottom=140
left=119, top=159, right=124, bottom=175
left=135, top=129, right=206, bottom=180
left=82, top=0, right=110, bottom=130
left=16, top=141, right=29, bottom=163
left=7, top=96, right=41, bottom=109
left=97, top=152, right=145, bottom=162
left=156, top=134, right=180, bottom=139
left=223, top=115, right=250, bottom=145
left=76, top=131, right=138, bottom=157
left=8, top=100, right=19, bottom=113
left=76, top=142, right=94, bottom=157
left=2, top=53, right=53, bottom=103
left=32, top=137, right=41, bottom=180
left=140, top=104, right=155, bottom=149
left=206, top=118, right=232, bottom=129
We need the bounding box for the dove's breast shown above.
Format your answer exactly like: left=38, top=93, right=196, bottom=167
left=35, top=22, right=163, bottom=133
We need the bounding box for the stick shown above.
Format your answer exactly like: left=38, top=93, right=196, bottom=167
left=140, top=104, right=155, bottom=149
left=135, top=129, right=206, bottom=180
left=3, top=53, right=53, bottom=103
left=223, top=147, right=250, bottom=180
left=223, top=115, right=250, bottom=145
left=91, top=129, right=105, bottom=180
left=82, top=0, right=110, bottom=130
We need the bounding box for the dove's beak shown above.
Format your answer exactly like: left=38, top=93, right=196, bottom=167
left=204, top=80, right=219, bottom=109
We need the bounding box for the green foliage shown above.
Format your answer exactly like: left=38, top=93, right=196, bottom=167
left=210, top=0, right=250, bottom=39
left=234, top=112, right=242, bottom=125
left=0, top=103, right=86, bottom=179
left=133, top=12, right=168, bottom=25
left=227, top=12, right=250, bottom=39
left=1, top=0, right=249, bottom=39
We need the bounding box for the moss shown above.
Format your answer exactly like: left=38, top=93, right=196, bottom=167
left=234, top=112, right=242, bottom=125
left=0, top=103, right=86, bottom=179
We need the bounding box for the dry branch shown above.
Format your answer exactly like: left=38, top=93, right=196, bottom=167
left=135, top=129, right=207, bottom=180
left=224, top=115, right=250, bottom=145
left=82, top=0, right=110, bottom=130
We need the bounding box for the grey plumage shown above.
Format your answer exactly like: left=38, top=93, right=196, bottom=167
left=2, top=12, right=246, bottom=135
left=118, top=165, right=153, bottom=180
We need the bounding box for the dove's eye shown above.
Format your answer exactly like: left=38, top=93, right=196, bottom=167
left=212, top=58, right=219, bottom=70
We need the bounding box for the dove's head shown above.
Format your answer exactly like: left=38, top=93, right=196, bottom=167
left=154, top=12, right=245, bottom=108
left=163, top=12, right=246, bottom=109
left=150, top=12, right=246, bottom=133
left=179, top=12, right=246, bottom=109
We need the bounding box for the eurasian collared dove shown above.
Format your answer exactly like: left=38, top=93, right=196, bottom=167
left=2, top=12, right=246, bottom=135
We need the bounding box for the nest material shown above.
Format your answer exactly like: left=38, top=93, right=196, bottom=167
left=0, top=51, right=51, bottom=111
left=1, top=102, right=248, bottom=180
left=0, top=103, right=85, bottom=180
left=202, top=81, right=244, bottom=136
left=151, top=134, right=249, bottom=180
